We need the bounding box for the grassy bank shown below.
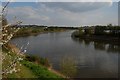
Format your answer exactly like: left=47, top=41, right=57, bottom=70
left=2, top=44, right=65, bottom=79
left=21, top=60, right=63, bottom=79
left=2, top=26, right=68, bottom=79
left=2, top=45, right=36, bottom=78
left=13, top=27, right=67, bottom=38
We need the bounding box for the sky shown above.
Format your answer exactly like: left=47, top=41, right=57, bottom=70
left=1, top=0, right=120, bottom=2
left=1, top=0, right=119, bottom=27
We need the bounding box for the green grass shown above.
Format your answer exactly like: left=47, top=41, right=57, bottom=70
left=21, top=60, right=64, bottom=79
left=25, top=54, right=50, bottom=67
left=7, top=64, right=37, bottom=78
left=2, top=46, right=37, bottom=78
left=2, top=45, right=64, bottom=79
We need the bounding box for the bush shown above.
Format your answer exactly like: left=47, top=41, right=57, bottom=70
left=60, top=56, right=77, bottom=78
left=25, top=55, right=50, bottom=67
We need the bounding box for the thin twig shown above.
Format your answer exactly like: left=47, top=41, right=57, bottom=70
left=2, top=1, right=10, bottom=14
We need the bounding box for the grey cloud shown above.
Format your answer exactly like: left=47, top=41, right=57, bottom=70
left=6, top=2, right=117, bottom=26
left=41, top=2, right=111, bottom=13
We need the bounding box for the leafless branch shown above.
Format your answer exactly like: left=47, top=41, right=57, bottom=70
left=2, top=1, right=10, bottom=14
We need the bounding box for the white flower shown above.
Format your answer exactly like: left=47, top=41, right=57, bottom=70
left=23, top=50, right=27, bottom=53
left=13, top=68, right=16, bottom=71
left=0, top=42, right=3, bottom=45
left=5, top=30, right=8, bottom=32
left=2, top=33, right=7, bottom=36
left=18, top=58, right=23, bottom=61
left=14, top=70, right=17, bottom=73
left=18, top=27, right=20, bottom=30
left=6, top=71, right=10, bottom=74
left=18, top=69, right=20, bottom=72
left=9, top=70, right=13, bottom=74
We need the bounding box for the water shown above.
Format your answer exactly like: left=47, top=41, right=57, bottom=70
left=10, top=30, right=119, bottom=78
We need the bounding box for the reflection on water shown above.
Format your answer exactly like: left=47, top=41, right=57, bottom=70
left=72, top=37, right=120, bottom=53
left=10, top=31, right=119, bottom=78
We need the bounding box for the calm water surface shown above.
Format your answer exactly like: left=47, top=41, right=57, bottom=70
left=10, top=30, right=119, bottom=78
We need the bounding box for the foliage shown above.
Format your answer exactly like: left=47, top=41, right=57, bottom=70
left=2, top=44, right=65, bottom=78
left=1, top=2, right=65, bottom=79
left=25, top=55, right=50, bottom=67
left=2, top=45, right=35, bottom=78
left=60, top=56, right=77, bottom=78
left=14, top=27, right=44, bottom=37
left=71, top=31, right=81, bottom=37
left=13, top=26, right=68, bottom=37
left=72, top=24, right=120, bottom=38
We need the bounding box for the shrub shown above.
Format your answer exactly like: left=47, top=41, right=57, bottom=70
left=25, top=55, right=50, bottom=67
left=60, top=56, right=77, bottom=78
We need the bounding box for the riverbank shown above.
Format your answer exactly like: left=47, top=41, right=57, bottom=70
left=9, top=30, right=119, bottom=78
left=72, top=30, right=120, bottom=45
left=13, top=27, right=68, bottom=38
left=2, top=26, right=70, bottom=78
left=2, top=43, right=66, bottom=79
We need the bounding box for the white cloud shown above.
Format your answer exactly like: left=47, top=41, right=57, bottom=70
left=7, top=6, right=50, bottom=24
left=41, top=2, right=112, bottom=13
left=1, top=0, right=16, bottom=2
left=1, top=0, right=113, bottom=2
left=37, top=0, right=112, bottom=2
left=6, top=2, right=117, bottom=26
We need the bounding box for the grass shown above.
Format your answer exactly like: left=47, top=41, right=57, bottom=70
left=7, top=65, right=37, bottom=78
left=25, top=54, right=50, bottom=67
left=2, top=46, right=37, bottom=78
left=2, top=44, right=64, bottom=79
left=21, top=60, right=64, bottom=79
left=13, top=27, right=45, bottom=37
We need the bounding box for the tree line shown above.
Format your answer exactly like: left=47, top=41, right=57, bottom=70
left=78, top=24, right=120, bottom=37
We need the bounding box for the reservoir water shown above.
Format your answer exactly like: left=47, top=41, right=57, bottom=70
left=10, top=30, right=119, bottom=78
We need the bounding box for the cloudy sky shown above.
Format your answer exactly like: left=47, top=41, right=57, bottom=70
left=2, top=1, right=119, bottom=26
